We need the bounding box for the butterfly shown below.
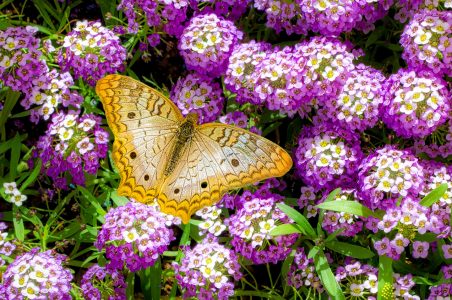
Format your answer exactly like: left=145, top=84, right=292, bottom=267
left=96, top=75, right=293, bottom=223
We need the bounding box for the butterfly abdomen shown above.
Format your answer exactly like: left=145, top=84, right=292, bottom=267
left=163, top=114, right=198, bottom=177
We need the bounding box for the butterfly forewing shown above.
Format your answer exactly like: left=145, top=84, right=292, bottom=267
left=96, top=75, right=182, bottom=201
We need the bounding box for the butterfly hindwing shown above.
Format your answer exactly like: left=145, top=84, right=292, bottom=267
left=158, top=124, right=293, bottom=223
left=96, top=75, right=182, bottom=201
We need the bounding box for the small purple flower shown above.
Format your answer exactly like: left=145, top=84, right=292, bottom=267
left=441, top=244, right=452, bottom=259
left=178, top=13, right=243, bottom=77
left=428, top=283, right=452, bottom=300
left=1, top=248, right=73, bottom=300
left=170, top=72, right=224, bottom=123
left=412, top=241, right=430, bottom=259
left=58, top=20, right=127, bottom=85
left=81, top=264, right=126, bottom=300
left=226, top=191, right=298, bottom=264
left=400, top=9, right=452, bottom=77
left=173, top=238, right=242, bottom=300
left=374, top=237, right=392, bottom=256
left=96, top=201, right=178, bottom=272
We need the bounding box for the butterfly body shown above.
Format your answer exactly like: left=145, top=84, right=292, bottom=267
left=96, top=75, right=293, bottom=223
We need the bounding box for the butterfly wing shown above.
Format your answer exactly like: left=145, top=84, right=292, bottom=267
left=96, top=75, right=184, bottom=201
left=157, top=123, right=293, bottom=223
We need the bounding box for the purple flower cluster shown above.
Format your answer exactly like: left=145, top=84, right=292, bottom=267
left=178, top=13, right=243, bottom=77
left=174, top=238, right=242, bottom=300
left=0, top=222, right=16, bottom=267
left=295, top=121, right=363, bottom=191
left=287, top=248, right=324, bottom=294
left=321, top=189, right=364, bottom=237
left=412, top=118, right=452, bottom=159
left=170, top=72, right=224, bottom=123
left=226, top=191, right=298, bottom=264
left=58, top=20, right=127, bottom=86
left=381, top=68, right=450, bottom=138
left=95, top=201, right=177, bottom=272
left=400, top=9, right=452, bottom=77
left=325, top=64, right=386, bottom=132
left=34, top=112, right=109, bottom=189
left=336, top=260, right=420, bottom=299
left=1, top=248, right=73, bottom=300
left=0, top=26, right=82, bottom=123
left=428, top=283, right=452, bottom=300
left=358, top=146, right=425, bottom=210
left=298, top=186, right=322, bottom=218
left=253, top=0, right=392, bottom=36
left=81, top=264, right=126, bottom=300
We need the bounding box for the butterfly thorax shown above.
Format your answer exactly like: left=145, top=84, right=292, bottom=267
left=163, top=113, right=199, bottom=177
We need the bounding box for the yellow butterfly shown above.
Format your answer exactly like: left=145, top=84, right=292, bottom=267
left=96, top=75, right=293, bottom=223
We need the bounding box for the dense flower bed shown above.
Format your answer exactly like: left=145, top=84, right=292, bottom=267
left=0, top=1, right=450, bottom=299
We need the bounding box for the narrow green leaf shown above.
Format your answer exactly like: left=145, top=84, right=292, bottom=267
left=324, top=188, right=341, bottom=203
left=277, top=203, right=316, bottom=238
left=270, top=223, right=303, bottom=236
left=47, top=221, right=81, bottom=242
left=9, top=134, right=21, bottom=179
left=77, top=186, right=106, bottom=218
left=377, top=255, right=394, bottom=300
left=126, top=272, right=135, bottom=300
left=13, top=206, right=24, bottom=241
left=419, top=183, right=448, bottom=207
left=313, top=250, right=345, bottom=300
left=139, top=260, right=161, bottom=300
left=316, top=200, right=377, bottom=218
left=0, top=90, right=20, bottom=141
left=325, top=241, right=375, bottom=259
left=20, top=159, right=42, bottom=191
left=308, top=245, right=320, bottom=260
left=32, top=0, right=56, bottom=30
left=365, top=26, right=385, bottom=48
left=110, top=191, right=129, bottom=206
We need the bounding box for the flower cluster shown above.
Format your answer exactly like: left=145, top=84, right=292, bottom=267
left=0, top=26, right=47, bottom=94
left=2, top=182, right=27, bottom=206
left=0, top=26, right=82, bottom=123
left=412, top=118, right=452, bottom=159
left=320, top=189, right=364, bottom=237
left=196, top=206, right=227, bottom=237
left=226, top=191, right=298, bottom=264
left=178, top=13, right=243, bottom=77
left=336, top=260, right=420, bottom=299
left=325, top=64, right=386, bottom=132
left=428, top=283, right=452, bottom=299
left=58, top=20, right=127, bottom=86
left=293, top=37, right=359, bottom=105
left=1, top=248, right=73, bottom=300
left=95, top=201, right=177, bottom=272
left=400, top=9, right=452, bottom=77
left=298, top=186, right=322, bottom=218
left=174, top=238, right=242, bottom=300
left=394, top=0, right=451, bottom=23
left=253, top=0, right=307, bottom=35
left=381, top=68, right=450, bottom=138
left=358, top=146, right=425, bottom=210
left=34, top=112, right=109, bottom=189
left=287, top=248, right=323, bottom=295
left=295, top=121, right=363, bottom=191
left=0, top=222, right=16, bottom=267
left=81, top=264, right=127, bottom=300
left=170, top=72, right=224, bottom=123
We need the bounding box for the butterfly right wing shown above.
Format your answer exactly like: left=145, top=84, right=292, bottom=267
left=96, top=75, right=183, bottom=202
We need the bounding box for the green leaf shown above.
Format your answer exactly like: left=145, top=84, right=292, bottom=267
left=365, top=26, right=385, bottom=48
left=77, top=186, right=106, bottom=220
left=110, top=191, right=129, bottom=206
left=324, top=188, right=341, bottom=203
left=0, top=89, right=20, bottom=141
left=270, top=223, right=303, bottom=236
left=325, top=241, right=375, bottom=259
left=377, top=255, right=394, bottom=300
left=13, top=206, right=24, bottom=241
left=47, top=222, right=81, bottom=242
left=316, top=200, right=377, bottom=218
left=139, top=259, right=161, bottom=300
left=313, top=250, right=345, bottom=300
left=9, top=134, right=21, bottom=179
left=277, top=203, right=316, bottom=238
left=419, top=183, right=448, bottom=207
left=19, top=159, right=42, bottom=191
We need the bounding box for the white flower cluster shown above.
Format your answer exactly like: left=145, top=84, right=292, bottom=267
left=2, top=182, right=27, bottom=206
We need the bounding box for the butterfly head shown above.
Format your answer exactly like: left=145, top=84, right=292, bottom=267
left=185, top=113, right=199, bottom=125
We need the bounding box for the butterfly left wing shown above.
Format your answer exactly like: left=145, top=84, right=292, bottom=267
left=157, top=124, right=293, bottom=223
left=96, top=75, right=183, bottom=202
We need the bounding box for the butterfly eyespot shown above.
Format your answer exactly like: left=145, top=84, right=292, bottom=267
left=201, top=182, right=208, bottom=189
left=231, top=159, right=240, bottom=167
left=174, top=188, right=180, bottom=194
left=127, top=112, right=136, bottom=119
left=130, top=152, right=137, bottom=159
left=144, top=174, right=149, bottom=181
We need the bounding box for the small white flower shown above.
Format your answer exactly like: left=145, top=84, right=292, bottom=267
left=350, top=283, right=364, bottom=296
left=13, top=273, right=29, bottom=288
left=377, top=178, right=394, bottom=192
left=414, top=30, right=432, bottom=45
left=3, top=182, right=17, bottom=195
left=78, top=119, right=96, bottom=132
left=29, top=265, right=49, bottom=283
left=21, top=281, right=40, bottom=299
left=122, top=228, right=139, bottom=243
left=208, top=221, right=226, bottom=236
left=10, top=190, right=27, bottom=206
left=316, top=154, right=331, bottom=167
left=240, top=226, right=254, bottom=240
left=251, top=233, right=265, bottom=248
left=76, top=137, right=94, bottom=155
left=258, top=219, right=275, bottom=234
left=58, top=127, right=74, bottom=141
